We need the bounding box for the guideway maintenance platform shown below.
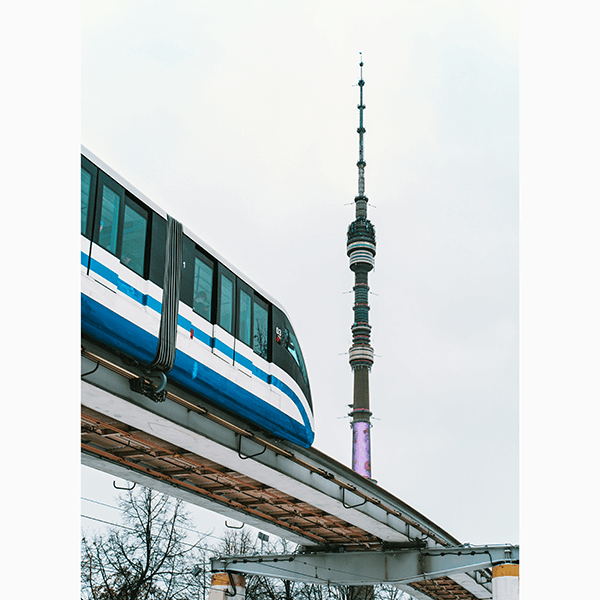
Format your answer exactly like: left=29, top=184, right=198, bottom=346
left=81, top=343, right=518, bottom=600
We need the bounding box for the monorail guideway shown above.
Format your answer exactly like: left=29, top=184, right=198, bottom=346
left=81, top=345, right=517, bottom=600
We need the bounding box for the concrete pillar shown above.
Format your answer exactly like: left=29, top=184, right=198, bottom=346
left=492, top=564, right=519, bottom=600
left=208, top=572, right=245, bottom=600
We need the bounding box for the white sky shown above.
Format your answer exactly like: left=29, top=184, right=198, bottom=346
left=80, top=0, right=519, bottom=545
left=6, top=2, right=600, bottom=597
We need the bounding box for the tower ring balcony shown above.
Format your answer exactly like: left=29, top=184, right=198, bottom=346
left=348, top=345, right=374, bottom=368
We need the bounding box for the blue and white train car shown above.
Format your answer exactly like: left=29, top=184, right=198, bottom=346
left=81, top=147, right=315, bottom=447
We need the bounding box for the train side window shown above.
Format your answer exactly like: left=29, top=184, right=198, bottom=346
left=253, top=298, right=269, bottom=360
left=238, top=288, right=252, bottom=346
left=81, top=168, right=92, bottom=235
left=120, top=200, right=148, bottom=276
left=81, top=156, right=97, bottom=239
left=97, top=180, right=122, bottom=254
left=218, top=272, right=234, bottom=334
left=193, top=254, right=213, bottom=321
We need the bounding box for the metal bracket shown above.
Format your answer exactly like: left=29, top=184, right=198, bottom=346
left=81, top=361, right=100, bottom=378
left=130, top=372, right=168, bottom=402
left=224, top=572, right=237, bottom=597
left=341, top=487, right=367, bottom=509
left=237, top=434, right=267, bottom=460
left=113, top=480, right=136, bottom=491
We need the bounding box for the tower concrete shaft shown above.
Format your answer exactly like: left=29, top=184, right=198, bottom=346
left=346, top=59, right=376, bottom=479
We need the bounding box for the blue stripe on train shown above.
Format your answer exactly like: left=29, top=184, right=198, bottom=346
left=213, top=337, right=234, bottom=360
left=82, top=251, right=268, bottom=382
left=81, top=293, right=314, bottom=447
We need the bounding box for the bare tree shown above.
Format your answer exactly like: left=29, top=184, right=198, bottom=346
left=374, top=585, right=412, bottom=600
left=81, top=486, right=206, bottom=600
left=82, top=489, right=415, bottom=600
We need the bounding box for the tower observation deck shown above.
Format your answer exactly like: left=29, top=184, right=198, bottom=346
left=347, top=58, right=376, bottom=479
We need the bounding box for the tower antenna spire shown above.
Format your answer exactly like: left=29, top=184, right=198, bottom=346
left=346, top=55, right=376, bottom=480
left=357, top=53, right=366, bottom=200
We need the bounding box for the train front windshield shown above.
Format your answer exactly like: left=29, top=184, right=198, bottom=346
left=272, top=307, right=312, bottom=409
left=280, top=322, right=308, bottom=387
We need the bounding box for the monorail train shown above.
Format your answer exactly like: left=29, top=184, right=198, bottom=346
left=81, top=147, right=315, bottom=447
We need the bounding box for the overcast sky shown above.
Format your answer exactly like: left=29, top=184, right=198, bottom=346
left=80, top=0, right=519, bottom=546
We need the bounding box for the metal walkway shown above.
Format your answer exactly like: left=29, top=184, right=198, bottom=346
left=81, top=342, right=517, bottom=600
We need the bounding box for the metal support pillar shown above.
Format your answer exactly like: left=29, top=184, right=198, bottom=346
left=208, top=572, right=245, bottom=600
left=492, top=564, right=519, bottom=600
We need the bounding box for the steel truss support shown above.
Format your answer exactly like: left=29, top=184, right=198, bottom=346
left=210, top=544, right=518, bottom=586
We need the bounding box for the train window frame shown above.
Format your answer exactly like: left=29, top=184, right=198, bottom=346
left=216, top=264, right=236, bottom=335
left=120, top=195, right=149, bottom=278
left=252, top=294, right=269, bottom=361
left=192, top=250, right=215, bottom=322
left=81, top=156, right=98, bottom=239
left=236, top=279, right=254, bottom=348
left=94, top=171, right=125, bottom=256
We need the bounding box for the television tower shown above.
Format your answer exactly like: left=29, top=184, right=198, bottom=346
left=347, top=57, right=376, bottom=480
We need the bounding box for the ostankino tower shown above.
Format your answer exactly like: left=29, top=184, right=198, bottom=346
left=347, top=58, right=376, bottom=480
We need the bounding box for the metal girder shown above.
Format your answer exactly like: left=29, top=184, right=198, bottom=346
left=210, top=544, right=519, bottom=586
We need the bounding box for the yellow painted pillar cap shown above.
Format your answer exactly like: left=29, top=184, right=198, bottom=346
left=492, top=564, right=519, bottom=578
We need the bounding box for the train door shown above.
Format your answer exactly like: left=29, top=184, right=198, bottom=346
left=89, top=170, right=126, bottom=292
left=213, top=263, right=236, bottom=365
left=234, top=279, right=254, bottom=377
left=81, top=156, right=98, bottom=275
